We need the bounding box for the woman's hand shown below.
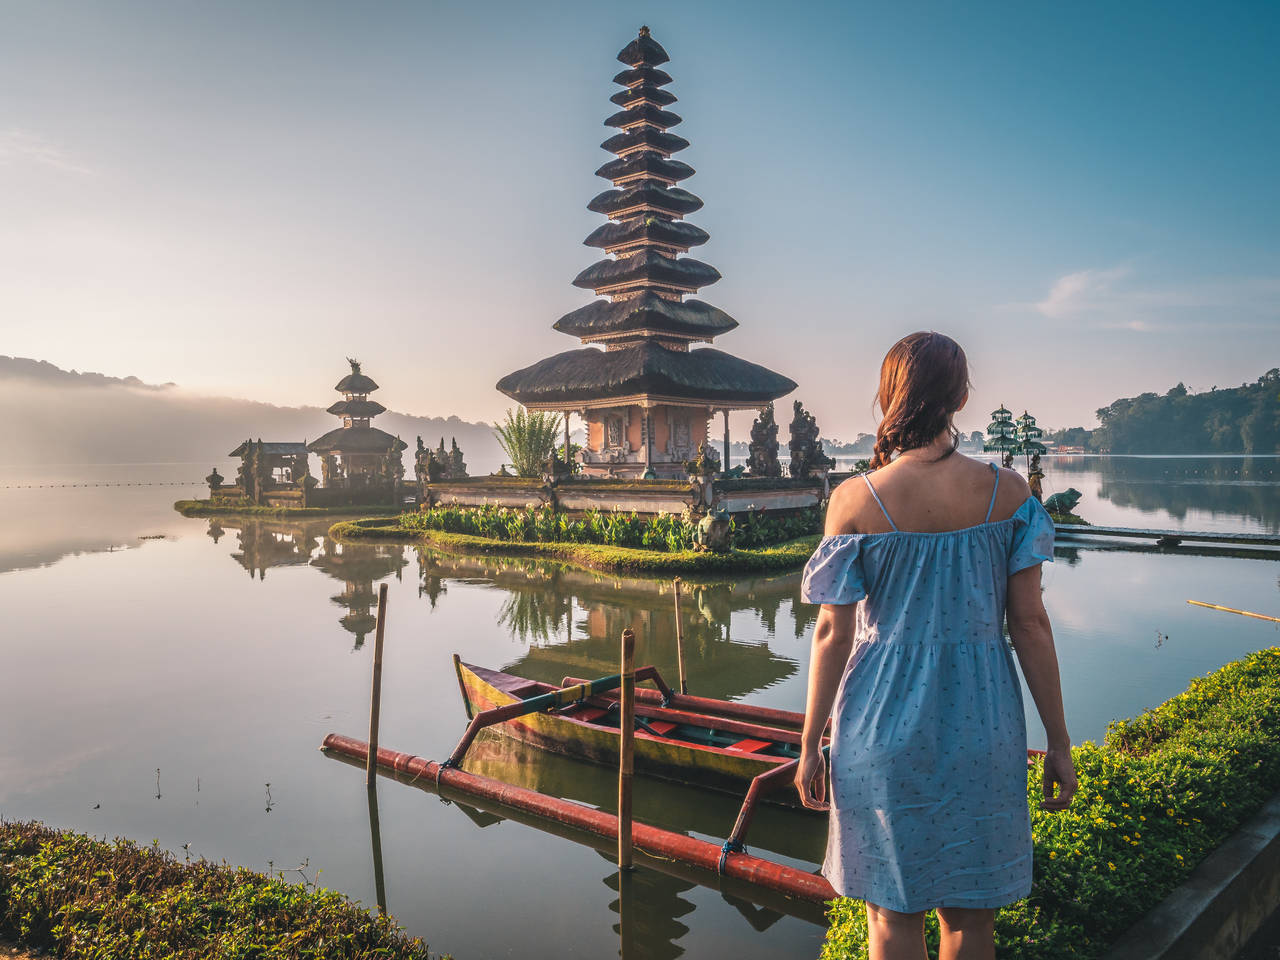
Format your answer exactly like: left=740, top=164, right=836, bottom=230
left=1041, top=747, right=1077, bottom=811
left=795, top=747, right=829, bottom=811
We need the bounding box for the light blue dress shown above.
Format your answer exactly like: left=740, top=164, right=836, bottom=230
left=800, top=464, right=1055, bottom=912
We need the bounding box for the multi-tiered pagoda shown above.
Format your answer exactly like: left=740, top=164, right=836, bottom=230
left=307, top=359, right=407, bottom=487
left=497, top=27, right=795, bottom=479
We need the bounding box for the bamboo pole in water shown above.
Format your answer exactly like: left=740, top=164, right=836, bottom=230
left=618, top=627, right=636, bottom=870
left=672, top=578, right=687, bottom=695
left=366, top=583, right=389, bottom=787
left=1187, top=600, right=1280, bottom=624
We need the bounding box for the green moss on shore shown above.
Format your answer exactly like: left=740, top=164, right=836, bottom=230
left=821, top=648, right=1280, bottom=959
left=330, top=517, right=820, bottom=575
left=0, top=821, right=447, bottom=958
left=174, top=500, right=400, bottom=519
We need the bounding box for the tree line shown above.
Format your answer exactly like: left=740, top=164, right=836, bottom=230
left=1049, top=369, right=1280, bottom=454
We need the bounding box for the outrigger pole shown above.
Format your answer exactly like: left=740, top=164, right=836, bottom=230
left=1187, top=600, right=1280, bottom=624
left=321, top=733, right=836, bottom=905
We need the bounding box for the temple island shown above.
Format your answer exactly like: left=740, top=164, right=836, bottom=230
left=191, top=30, right=845, bottom=524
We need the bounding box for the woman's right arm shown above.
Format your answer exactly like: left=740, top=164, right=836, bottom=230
left=1007, top=565, right=1077, bottom=811
left=795, top=602, right=857, bottom=809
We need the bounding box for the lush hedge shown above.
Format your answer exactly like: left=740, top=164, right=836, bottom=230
left=0, top=821, right=446, bottom=958
left=394, top=504, right=821, bottom=553
left=174, top=500, right=399, bottom=518
left=332, top=517, right=821, bottom=576
left=822, top=648, right=1280, bottom=959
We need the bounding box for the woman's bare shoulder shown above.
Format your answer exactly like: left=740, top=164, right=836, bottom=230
left=825, top=473, right=872, bottom=535
left=992, top=466, right=1032, bottom=520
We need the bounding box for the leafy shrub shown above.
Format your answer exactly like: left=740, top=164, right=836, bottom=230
left=0, top=821, right=447, bottom=958
left=822, top=648, right=1280, bottom=959
left=397, top=504, right=821, bottom=554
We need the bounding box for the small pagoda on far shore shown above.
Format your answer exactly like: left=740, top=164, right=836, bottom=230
left=307, top=359, right=407, bottom=490
left=496, top=27, right=795, bottom=479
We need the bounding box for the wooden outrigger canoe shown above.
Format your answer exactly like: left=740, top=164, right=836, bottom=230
left=454, top=656, right=825, bottom=801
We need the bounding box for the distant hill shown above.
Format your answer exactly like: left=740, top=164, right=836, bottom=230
left=0, top=356, right=506, bottom=472
left=1048, top=370, right=1280, bottom=454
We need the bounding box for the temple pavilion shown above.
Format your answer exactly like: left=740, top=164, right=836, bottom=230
left=307, top=359, right=407, bottom=487
left=496, top=27, right=795, bottom=479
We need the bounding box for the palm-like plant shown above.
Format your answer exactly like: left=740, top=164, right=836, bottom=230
left=494, top=408, right=563, bottom=477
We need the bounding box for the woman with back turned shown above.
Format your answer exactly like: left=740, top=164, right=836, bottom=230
left=796, top=332, right=1076, bottom=960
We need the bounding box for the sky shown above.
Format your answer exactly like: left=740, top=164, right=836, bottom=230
left=2, top=0, right=1277, bottom=440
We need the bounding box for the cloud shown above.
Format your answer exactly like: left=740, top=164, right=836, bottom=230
left=1018, top=265, right=1280, bottom=332
left=1035, top=266, right=1132, bottom=320
left=0, top=129, right=95, bottom=176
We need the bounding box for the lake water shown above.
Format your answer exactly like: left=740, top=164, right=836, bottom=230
left=1, top=457, right=1277, bottom=959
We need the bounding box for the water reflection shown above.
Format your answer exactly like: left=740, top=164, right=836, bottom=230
left=209, top=518, right=409, bottom=648
left=416, top=551, right=803, bottom=702
left=1046, top=456, right=1280, bottom=532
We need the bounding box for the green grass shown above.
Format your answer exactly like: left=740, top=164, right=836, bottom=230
left=0, top=821, right=447, bottom=958
left=1049, top=511, right=1090, bottom=525
left=174, top=500, right=400, bottom=519
left=331, top=516, right=820, bottom=575
left=821, top=648, right=1280, bottom=959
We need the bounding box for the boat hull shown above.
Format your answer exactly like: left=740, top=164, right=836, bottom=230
left=457, top=661, right=797, bottom=798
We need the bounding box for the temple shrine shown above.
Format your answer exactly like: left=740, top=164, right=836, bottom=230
left=497, top=27, right=795, bottom=479
left=307, top=359, right=407, bottom=489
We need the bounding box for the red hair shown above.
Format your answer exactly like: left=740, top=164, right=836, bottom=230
left=868, top=332, right=970, bottom=470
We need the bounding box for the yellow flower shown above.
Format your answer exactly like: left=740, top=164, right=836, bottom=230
left=1049, top=851, right=1057, bottom=859
left=1108, top=862, right=1116, bottom=871
left=1166, top=808, right=1175, bottom=816
left=1176, top=854, right=1184, bottom=861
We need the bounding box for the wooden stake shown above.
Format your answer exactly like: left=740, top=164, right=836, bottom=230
left=672, top=578, right=688, bottom=695
left=366, top=782, right=388, bottom=915
left=618, top=627, right=636, bottom=870
left=366, top=582, right=389, bottom=787
left=1187, top=600, right=1280, bottom=624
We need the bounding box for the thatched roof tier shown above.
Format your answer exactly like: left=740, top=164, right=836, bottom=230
left=609, top=84, right=677, bottom=108
left=572, top=250, right=720, bottom=294
left=613, top=65, right=672, bottom=88
left=583, top=217, right=708, bottom=254
left=554, top=293, right=737, bottom=341
left=307, top=426, right=407, bottom=455
left=595, top=153, right=694, bottom=186
left=326, top=398, right=386, bottom=418
left=604, top=104, right=682, bottom=131
left=335, top=372, right=379, bottom=394
left=587, top=184, right=702, bottom=218
left=617, top=28, right=670, bottom=68
left=228, top=441, right=309, bottom=458
left=601, top=128, right=689, bottom=158
left=496, top=343, right=796, bottom=407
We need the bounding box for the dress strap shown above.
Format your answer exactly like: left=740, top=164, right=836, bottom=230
left=862, top=474, right=899, bottom=531
left=984, top=462, right=1001, bottom=522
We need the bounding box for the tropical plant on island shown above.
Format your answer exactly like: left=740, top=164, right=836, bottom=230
left=494, top=407, right=564, bottom=477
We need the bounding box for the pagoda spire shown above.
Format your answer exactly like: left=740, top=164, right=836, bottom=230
left=495, top=28, right=795, bottom=480
left=554, top=26, right=735, bottom=347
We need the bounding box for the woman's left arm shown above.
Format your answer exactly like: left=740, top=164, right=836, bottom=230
left=795, top=603, right=857, bottom=809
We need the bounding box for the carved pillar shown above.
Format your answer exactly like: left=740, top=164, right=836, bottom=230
left=564, top=412, right=571, bottom=467
left=643, top=407, right=652, bottom=468
left=722, top=410, right=730, bottom=476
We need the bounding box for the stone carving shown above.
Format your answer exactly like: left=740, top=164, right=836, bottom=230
left=448, top=438, right=468, bottom=479
left=788, top=401, right=834, bottom=479
left=1028, top=454, right=1045, bottom=503
left=683, top=440, right=721, bottom=478
left=747, top=403, right=782, bottom=477
left=206, top=467, right=224, bottom=494
left=1044, top=488, right=1083, bottom=516
left=694, top=507, right=733, bottom=553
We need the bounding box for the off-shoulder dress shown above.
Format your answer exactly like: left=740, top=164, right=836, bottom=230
left=800, top=463, right=1055, bottom=912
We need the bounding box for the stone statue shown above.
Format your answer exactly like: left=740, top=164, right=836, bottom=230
left=449, top=437, right=468, bottom=479
left=1002, top=451, right=1014, bottom=470
left=694, top=507, right=733, bottom=552
left=788, top=401, right=834, bottom=479
left=206, top=467, right=224, bottom=494
left=1044, top=488, right=1083, bottom=516
left=1028, top=454, right=1045, bottom=503
left=747, top=403, right=781, bottom=477
left=683, top=440, right=721, bottom=478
